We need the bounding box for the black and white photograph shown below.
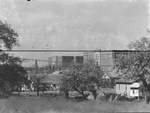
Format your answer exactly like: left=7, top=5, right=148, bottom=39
left=0, top=0, right=150, bottom=112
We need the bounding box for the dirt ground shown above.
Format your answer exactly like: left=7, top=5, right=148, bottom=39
left=0, top=95, right=150, bottom=113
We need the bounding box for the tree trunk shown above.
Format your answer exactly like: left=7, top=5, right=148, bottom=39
left=2, top=86, right=5, bottom=97
left=37, top=79, right=39, bottom=96
left=145, top=90, right=150, bottom=104
left=64, top=90, right=69, bottom=98
left=1, top=81, right=5, bottom=97
left=80, top=91, right=88, bottom=100
left=140, top=78, right=150, bottom=104
left=91, top=90, right=97, bottom=100
left=109, top=94, right=113, bottom=102
left=17, top=83, right=21, bottom=96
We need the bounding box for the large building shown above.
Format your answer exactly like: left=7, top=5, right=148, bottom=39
left=84, top=50, right=114, bottom=74
left=49, top=50, right=135, bottom=73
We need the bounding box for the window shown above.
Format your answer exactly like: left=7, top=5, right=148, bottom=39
left=96, top=54, right=98, bottom=60
left=108, top=67, right=112, bottom=71
left=96, top=61, right=98, bottom=65
left=109, top=54, right=112, bottom=58
left=125, top=84, right=127, bottom=90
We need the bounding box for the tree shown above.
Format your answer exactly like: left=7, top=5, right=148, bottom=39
left=0, top=20, right=27, bottom=96
left=30, top=74, right=47, bottom=96
left=114, top=37, right=150, bottom=103
left=0, top=21, right=19, bottom=50
left=60, top=60, right=104, bottom=100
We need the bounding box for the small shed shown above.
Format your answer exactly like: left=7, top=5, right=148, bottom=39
left=115, top=79, right=133, bottom=97
left=115, top=79, right=142, bottom=98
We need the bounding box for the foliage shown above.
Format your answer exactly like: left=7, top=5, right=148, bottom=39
left=0, top=20, right=27, bottom=95
left=0, top=21, right=19, bottom=50
left=114, top=37, right=150, bottom=80
left=114, top=37, right=150, bottom=104
left=60, top=60, right=104, bottom=99
left=128, top=37, right=150, bottom=51
left=30, top=73, right=47, bottom=96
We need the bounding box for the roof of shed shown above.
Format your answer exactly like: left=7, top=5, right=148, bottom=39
left=116, top=78, right=135, bottom=84
left=130, top=82, right=140, bottom=88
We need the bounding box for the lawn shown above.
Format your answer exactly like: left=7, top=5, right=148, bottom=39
left=0, top=95, right=150, bottom=113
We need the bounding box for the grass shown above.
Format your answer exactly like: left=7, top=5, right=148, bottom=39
left=0, top=95, right=149, bottom=113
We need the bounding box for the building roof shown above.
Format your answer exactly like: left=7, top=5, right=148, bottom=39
left=130, top=82, right=140, bottom=88
left=102, top=74, right=110, bottom=79
left=116, top=78, right=135, bottom=84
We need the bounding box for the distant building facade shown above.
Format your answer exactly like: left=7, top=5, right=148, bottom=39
left=83, top=50, right=135, bottom=75
left=48, top=56, right=84, bottom=69
left=48, top=50, right=136, bottom=73
left=84, top=50, right=114, bottom=74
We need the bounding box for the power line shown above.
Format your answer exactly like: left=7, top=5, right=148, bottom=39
left=2, top=49, right=150, bottom=52
left=23, top=58, right=49, bottom=62
left=2, top=50, right=96, bottom=52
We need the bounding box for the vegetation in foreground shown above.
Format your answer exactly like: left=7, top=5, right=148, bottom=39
left=114, top=37, right=150, bottom=104
left=0, top=96, right=149, bottom=113
left=0, top=20, right=27, bottom=96
left=60, top=60, right=104, bottom=100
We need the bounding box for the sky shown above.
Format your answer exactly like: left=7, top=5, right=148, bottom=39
left=0, top=0, right=149, bottom=67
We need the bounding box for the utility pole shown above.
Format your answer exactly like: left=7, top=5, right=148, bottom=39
left=35, top=60, right=39, bottom=96
left=37, top=76, right=40, bottom=96
left=99, top=49, right=101, bottom=66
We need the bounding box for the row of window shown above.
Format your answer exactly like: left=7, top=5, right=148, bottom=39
left=101, top=66, right=112, bottom=72
left=100, top=59, right=113, bottom=65
left=118, top=84, right=138, bottom=95
left=118, top=84, right=128, bottom=90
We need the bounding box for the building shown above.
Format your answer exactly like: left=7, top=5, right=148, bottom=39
left=84, top=50, right=115, bottom=74
left=48, top=56, right=84, bottom=69
left=83, top=52, right=96, bottom=63
left=115, top=79, right=134, bottom=97
left=83, top=50, right=136, bottom=75
left=115, top=79, right=142, bottom=98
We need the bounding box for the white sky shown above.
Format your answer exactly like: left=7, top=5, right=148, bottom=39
left=0, top=0, right=149, bottom=66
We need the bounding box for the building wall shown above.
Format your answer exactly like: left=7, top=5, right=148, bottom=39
left=115, top=83, right=131, bottom=97
left=62, top=56, right=74, bottom=69
left=49, top=50, right=134, bottom=72
left=83, top=52, right=94, bottom=63
left=49, top=56, right=84, bottom=69
left=100, top=51, right=114, bottom=73
left=48, top=56, right=58, bottom=69
left=57, top=56, right=62, bottom=69
left=83, top=50, right=136, bottom=74
left=130, top=89, right=140, bottom=97
left=76, top=56, right=84, bottom=64
left=83, top=51, right=114, bottom=74
left=48, top=57, right=52, bottom=68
